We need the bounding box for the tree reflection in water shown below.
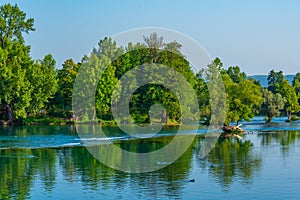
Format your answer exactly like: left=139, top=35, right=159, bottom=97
left=260, top=131, right=300, bottom=147
left=199, top=136, right=262, bottom=189
left=0, top=148, right=58, bottom=199
left=0, top=136, right=195, bottom=199
left=58, top=137, right=195, bottom=199
left=259, top=130, right=300, bottom=164
left=1, top=129, right=300, bottom=199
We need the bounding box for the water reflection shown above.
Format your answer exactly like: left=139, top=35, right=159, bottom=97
left=259, top=131, right=300, bottom=164
left=1, top=126, right=300, bottom=199
left=0, top=149, right=34, bottom=199
left=0, top=138, right=194, bottom=199
left=0, top=125, right=77, bottom=137
left=260, top=131, right=300, bottom=147
left=200, top=137, right=262, bottom=189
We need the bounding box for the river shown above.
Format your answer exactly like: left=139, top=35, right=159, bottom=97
left=0, top=117, right=300, bottom=199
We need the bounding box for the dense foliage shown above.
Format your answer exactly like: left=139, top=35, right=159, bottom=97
left=0, top=4, right=57, bottom=122
left=1, top=3, right=300, bottom=125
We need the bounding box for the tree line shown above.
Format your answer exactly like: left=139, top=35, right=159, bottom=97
left=1, top=3, right=300, bottom=125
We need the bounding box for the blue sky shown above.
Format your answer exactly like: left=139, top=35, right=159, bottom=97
left=3, top=0, right=300, bottom=75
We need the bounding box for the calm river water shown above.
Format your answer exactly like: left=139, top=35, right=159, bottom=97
left=1, top=117, right=300, bottom=199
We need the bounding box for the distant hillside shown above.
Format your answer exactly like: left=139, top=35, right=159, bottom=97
left=247, top=75, right=295, bottom=88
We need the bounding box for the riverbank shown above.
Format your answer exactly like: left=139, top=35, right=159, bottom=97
left=2, top=115, right=300, bottom=127
left=2, top=115, right=185, bottom=126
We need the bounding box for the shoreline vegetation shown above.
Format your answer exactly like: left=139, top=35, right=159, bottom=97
left=1, top=4, right=300, bottom=132
left=1, top=114, right=298, bottom=127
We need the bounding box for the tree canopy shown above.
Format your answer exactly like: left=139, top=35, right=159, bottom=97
left=261, top=89, right=285, bottom=122
left=0, top=4, right=57, bottom=122
left=267, top=70, right=300, bottom=120
left=1, top=3, right=300, bottom=126
left=0, top=4, right=35, bottom=48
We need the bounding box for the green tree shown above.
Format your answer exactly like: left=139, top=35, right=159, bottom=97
left=223, top=67, right=262, bottom=125
left=277, top=79, right=300, bottom=120
left=199, top=62, right=262, bottom=126
left=0, top=4, right=35, bottom=49
left=73, top=52, right=115, bottom=121
left=0, top=4, right=35, bottom=121
left=196, top=58, right=226, bottom=126
left=293, top=73, right=300, bottom=93
left=93, top=38, right=124, bottom=120
left=112, top=34, right=197, bottom=124
left=261, top=88, right=285, bottom=122
left=267, top=70, right=300, bottom=120
left=268, top=70, right=300, bottom=120
left=28, top=54, right=58, bottom=115
left=267, top=70, right=284, bottom=93
left=194, top=72, right=210, bottom=123
left=143, top=32, right=164, bottom=63
left=73, top=38, right=124, bottom=122
left=164, top=41, right=183, bottom=56
left=292, top=72, right=300, bottom=105
left=92, top=37, right=124, bottom=61
left=53, top=59, right=80, bottom=112
left=226, top=66, right=246, bottom=84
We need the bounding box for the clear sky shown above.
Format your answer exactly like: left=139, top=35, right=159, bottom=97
left=3, top=0, right=300, bottom=75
